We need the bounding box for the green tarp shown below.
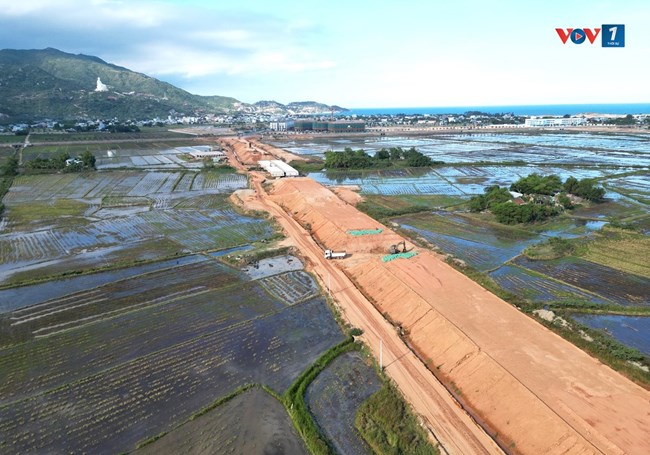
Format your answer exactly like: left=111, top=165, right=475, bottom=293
left=382, top=251, right=418, bottom=263
left=347, top=228, right=383, bottom=236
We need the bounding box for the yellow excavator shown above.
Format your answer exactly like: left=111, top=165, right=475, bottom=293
left=388, top=241, right=407, bottom=254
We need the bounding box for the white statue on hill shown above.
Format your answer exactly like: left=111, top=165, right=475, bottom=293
left=95, top=77, right=108, bottom=92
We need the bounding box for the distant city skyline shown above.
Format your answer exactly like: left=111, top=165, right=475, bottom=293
left=1, top=0, right=648, bottom=107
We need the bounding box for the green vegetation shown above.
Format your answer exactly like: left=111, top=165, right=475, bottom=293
left=524, top=237, right=577, bottom=260
left=0, top=155, right=17, bottom=216
left=510, top=173, right=562, bottom=195
left=357, top=194, right=464, bottom=220
left=579, top=226, right=650, bottom=278
left=469, top=174, right=606, bottom=224
left=355, top=381, right=438, bottom=455
left=324, top=147, right=442, bottom=170
left=24, top=150, right=96, bottom=172
left=467, top=185, right=512, bottom=212
left=563, top=176, right=606, bottom=202
left=0, top=48, right=238, bottom=123
left=282, top=337, right=358, bottom=455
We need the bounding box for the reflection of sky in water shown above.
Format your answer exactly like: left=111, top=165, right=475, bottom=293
left=308, top=165, right=618, bottom=196
left=397, top=223, right=536, bottom=271
left=573, top=314, right=650, bottom=356
left=271, top=134, right=650, bottom=166
left=491, top=265, right=610, bottom=304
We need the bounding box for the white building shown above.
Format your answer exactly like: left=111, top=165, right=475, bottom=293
left=269, top=120, right=294, bottom=131
left=259, top=160, right=299, bottom=178
left=525, top=117, right=587, bottom=127
left=176, top=145, right=225, bottom=159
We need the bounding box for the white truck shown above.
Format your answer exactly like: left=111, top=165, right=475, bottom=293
left=324, top=249, right=346, bottom=259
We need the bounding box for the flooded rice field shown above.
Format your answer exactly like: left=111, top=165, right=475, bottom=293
left=0, top=171, right=265, bottom=284
left=513, top=256, right=650, bottom=306
left=272, top=132, right=650, bottom=167
left=572, top=314, right=650, bottom=357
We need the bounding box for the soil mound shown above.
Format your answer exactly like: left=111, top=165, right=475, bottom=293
left=270, top=177, right=650, bottom=455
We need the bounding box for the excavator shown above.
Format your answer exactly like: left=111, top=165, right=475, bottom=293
left=388, top=241, right=407, bottom=254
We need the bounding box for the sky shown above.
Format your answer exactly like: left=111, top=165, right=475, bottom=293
left=1, top=0, right=648, bottom=108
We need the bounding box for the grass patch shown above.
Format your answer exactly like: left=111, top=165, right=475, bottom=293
left=282, top=337, right=357, bottom=455
left=7, top=198, right=88, bottom=224
left=357, top=194, right=464, bottom=220
left=355, top=380, right=438, bottom=455
left=578, top=226, right=650, bottom=278
left=523, top=237, right=579, bottom=260
left=289, top=159, right=325, bottom=174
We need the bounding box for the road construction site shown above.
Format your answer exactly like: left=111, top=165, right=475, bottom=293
left=222, top=136, right=650, bottom=455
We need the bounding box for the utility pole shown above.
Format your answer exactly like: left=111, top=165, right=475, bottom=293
left=380, top=338, right=383, bottom=371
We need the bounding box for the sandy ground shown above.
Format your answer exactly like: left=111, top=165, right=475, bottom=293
left=239, top=174, right=503, bottom=455
left=218, top=137, right=305, bottom=166
left=255, top=177, right=650, bottom=455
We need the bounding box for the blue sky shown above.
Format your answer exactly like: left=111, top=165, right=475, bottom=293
left=0, top=0, right=648, bottom=107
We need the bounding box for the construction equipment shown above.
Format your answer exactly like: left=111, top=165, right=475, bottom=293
left=324, top=249, right=346, bottom=259
left=388, top=241, right=407, bottom=254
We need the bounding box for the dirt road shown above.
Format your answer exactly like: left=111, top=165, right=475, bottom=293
left=242, top=172, right=502, bottom=455
left=259, top=177, right=650, bottom=455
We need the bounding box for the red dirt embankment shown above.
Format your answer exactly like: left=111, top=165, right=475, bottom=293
left=218, top=137, right=305, bottom=165
left=269, top=177, right=650, bottom=455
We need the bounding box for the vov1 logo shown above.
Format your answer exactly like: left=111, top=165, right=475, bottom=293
left=555, top=24, right=625, bottom=47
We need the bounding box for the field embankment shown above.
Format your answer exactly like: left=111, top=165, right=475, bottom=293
left=268, top=177, right=650, bottom=455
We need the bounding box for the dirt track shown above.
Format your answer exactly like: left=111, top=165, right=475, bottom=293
left=246, top=176, right=650, bottom=455
left=238, top=173, right=502, bottom=455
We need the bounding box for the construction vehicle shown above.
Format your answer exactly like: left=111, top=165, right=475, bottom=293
left=324, top=249, right=346, bottom=259
left=388, top=241, right=407, bottom=254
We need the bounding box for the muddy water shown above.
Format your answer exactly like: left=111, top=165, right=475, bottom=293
left=0, top=255, right=205, bottom=313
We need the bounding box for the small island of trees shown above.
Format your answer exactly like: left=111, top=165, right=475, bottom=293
left=469, top=173, right=605, bottom=224
left=324, top=147, right=443, bottom=169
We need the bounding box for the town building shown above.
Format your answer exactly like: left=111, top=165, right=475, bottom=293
left=525, top=117, right=587, bottom=127
left=293, top=120, right=365, bottom=132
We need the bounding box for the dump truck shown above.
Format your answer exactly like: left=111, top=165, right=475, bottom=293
left=324, top=249, right=346, bottom=259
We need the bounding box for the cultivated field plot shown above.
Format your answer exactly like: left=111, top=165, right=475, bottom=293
left=513, top=256, right=650, bottom=306
left=490, top=265, right=611, bottom=304
left=0, top=170, right=265, bottom=282
left=572, top=314, right=650, bottom=357
left=96, top=146, right=210, bottom=170
left=0, top=270, right=345, bottom=454
left=0, top=206, right=271, bottom=271
left=272, top=133, right=650, bottom=167
left=0, top=259, right=239, bottom=345
left=4, top=171, right=247, bottom=203
left=395, top=212, right=538, bottom=271
left=137, top=387, right=308, bottom=455
left=260, top=270, right=320, bottom=305
left=242, top=254, right=304, bottom=280
left=605, top=175, right=650, bottom=202
left=0, top=255, right=204, bottom=313
left=305, top=351, right=381, bottom=455
left=308, top=164, right=619, bottom=197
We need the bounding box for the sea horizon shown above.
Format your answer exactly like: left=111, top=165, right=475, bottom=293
left=344, top=103, right=650, bottom=117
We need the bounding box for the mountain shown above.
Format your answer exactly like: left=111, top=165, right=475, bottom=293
left=0, top=48, right=346, bottom=123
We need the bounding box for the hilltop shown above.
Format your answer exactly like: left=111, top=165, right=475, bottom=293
left=0, top=48, right=346, bottom=123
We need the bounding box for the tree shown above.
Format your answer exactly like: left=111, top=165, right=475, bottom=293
left=389, top=147, right=403, bottom=160
left=80, top=150, right=96, bottom=169
left=1, top=156, right=19, bottom=176
left=510, top=173, right=562, bottom=195
left=375, top=148, right=390, bottom=160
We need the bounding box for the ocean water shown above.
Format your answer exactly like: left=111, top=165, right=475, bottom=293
left=344, top=104, right=650, bottom=116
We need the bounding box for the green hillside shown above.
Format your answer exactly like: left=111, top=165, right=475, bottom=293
left=0, top=48, right=239, bottom=123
